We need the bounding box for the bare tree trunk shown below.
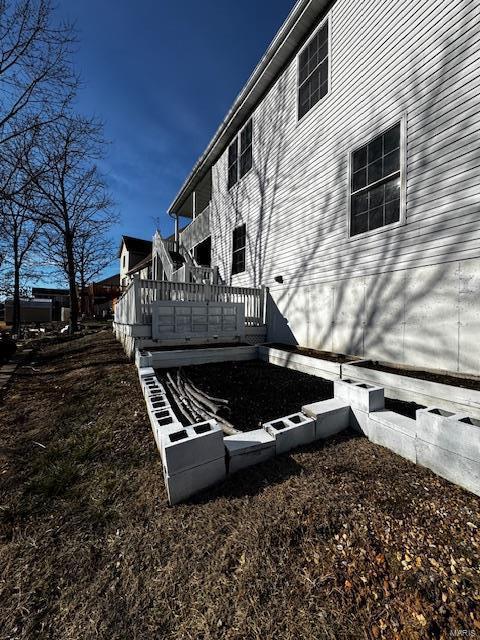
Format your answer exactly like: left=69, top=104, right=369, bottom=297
left=65, top=232, right=78, bottom=334
left=12, top=234, right=21, bottom=335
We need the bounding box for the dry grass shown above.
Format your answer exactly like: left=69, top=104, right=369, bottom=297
left=0, top=331, right=479, bottom=640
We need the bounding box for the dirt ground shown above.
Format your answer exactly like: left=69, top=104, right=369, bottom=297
left=166, top=361, right=423, bottom=430
left=0, top=331, right=479, bottom=640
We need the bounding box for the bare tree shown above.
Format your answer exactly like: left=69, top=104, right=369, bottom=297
left=75, top=231, right=116, bottom=313
left=40, top=224, right=117, bottom=314
left=0, top=133, right=43, bottom=333
left=0, top=0, right=76, bottom=151
left=0, top=195, right=42, bottom=333
left=28, top=115, right=115, bottom=333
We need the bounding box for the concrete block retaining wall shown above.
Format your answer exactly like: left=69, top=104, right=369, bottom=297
left=137, top=348, right=480, bottom=503
left=258, top=346, right=343, bottom=381
left=342, top=363, right=480, bottom=420
left=144, top=345, right=258, bottom=369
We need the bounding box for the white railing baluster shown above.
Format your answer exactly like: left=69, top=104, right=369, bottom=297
left=115, top=278, right=265, bottom=327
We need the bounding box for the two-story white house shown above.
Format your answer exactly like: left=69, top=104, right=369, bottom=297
left=164, top=0, right=480, bottom=376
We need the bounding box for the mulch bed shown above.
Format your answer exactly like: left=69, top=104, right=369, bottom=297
left=0, top=331, right=479, bottom=639
left=357, top=360, right=480, bottom=391
left=164, top=361, right=423, bottom=429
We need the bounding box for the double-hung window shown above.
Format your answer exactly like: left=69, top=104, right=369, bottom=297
left=298, top=19, right=329, bottom=120
left=228, top=139, right=238, bottom=190
left=228, top=119, right=253, bottom=189
left=231, top=224, right=246, bottom=275
left=350, top=123, right=402, bottom=237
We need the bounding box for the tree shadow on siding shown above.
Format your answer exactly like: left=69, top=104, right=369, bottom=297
left=210, top=73, right=292, bottom=290
left=268, top=7, right=478, bottom=372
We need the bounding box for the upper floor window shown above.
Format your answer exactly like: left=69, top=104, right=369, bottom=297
left=228, top=138, right=238, bottom=190
left=298, top=19, right=329, bottom=120
left=231, top=224, right=246, bottom=275
left=240, top=119, right=253, bottom=178
left=228, top=119, right=253, bottom=189
left=350, top=123, right=402, bottom=237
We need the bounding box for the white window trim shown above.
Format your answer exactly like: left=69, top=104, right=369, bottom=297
left=296, top=12, right=332, bottom=124
left=347, top=115, right=407, bottom=240
left=227, top=117, right=254, bottom=191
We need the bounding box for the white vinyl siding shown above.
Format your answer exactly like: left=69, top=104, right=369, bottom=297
left=210, top=0, right=480, bottom=285
left=204, top=0, right=480, bottom=372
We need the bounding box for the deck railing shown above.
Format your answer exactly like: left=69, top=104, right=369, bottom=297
left=114, top=279, right=140, bottom=324
left=114, top=276, right=267, bottom=327
left=171, top=264, right=219, bottom=284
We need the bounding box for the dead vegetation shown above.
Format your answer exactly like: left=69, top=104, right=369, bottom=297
left=0, top=331, right=479, bottom=639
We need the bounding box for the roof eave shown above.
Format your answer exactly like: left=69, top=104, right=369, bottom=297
left=168, top=0, right=331, bottom=215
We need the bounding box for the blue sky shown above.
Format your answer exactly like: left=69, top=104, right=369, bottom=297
left=55, top=0, right=295, bottom=276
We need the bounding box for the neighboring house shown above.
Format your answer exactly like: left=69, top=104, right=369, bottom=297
left=4, top=299, right=52, bottom=324
left=161, top=0, right=480, bottom=375
left=81, top=274, right=122, bottom=318
left=32, top=287, right=70, bottom=321
left=119, top=236, right=153, bottom=287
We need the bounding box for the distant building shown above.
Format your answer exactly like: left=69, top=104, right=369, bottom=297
left=31, top=287, right=70, bottom=321
left=4, top=298, right=52, bottom=324
left=119, top=236, right=152, bottom=287
left=81, top=274, right=122, bottom=317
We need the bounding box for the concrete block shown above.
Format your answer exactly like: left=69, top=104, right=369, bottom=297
left=302, top=398, right=350, bottom=439
left=150, top=345, right=257, bottom=368
left=146, top=394, right=171, bottom=413
left=144, top=383, right=166, bottom=398
left=152, top=422, right=183, bottom=452
left=258, top=346, right=342, bottom=381
left=416, top=407, right=480, bottom=463
left=164, top=457, right=227, bottom=505
left=368, top=410, right=417, bottom=463
left=342, top=362, right=480, bottom=420
left=350, top=407, right=369, bottom=436
left=138, top=366, right=155, bottom=379
left=416, top=439, right=480, bottom=497
left=264, top=412, right=315, bottom=455
left=149, top=405, right=179, bottom=429
left=136, top=350, right=152, bottom=368
left=224, top=428, right=275, bottom=474
left=142, top=378, right=165, bottom=396
left=334, top=379, right=384, bottom=413
left=161, top=420, right=225, bottom=476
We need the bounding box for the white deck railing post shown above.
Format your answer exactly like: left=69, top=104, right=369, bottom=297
left=262, top=285, right=269, bottom=325
left=133, top=274, right=142, bottom=324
